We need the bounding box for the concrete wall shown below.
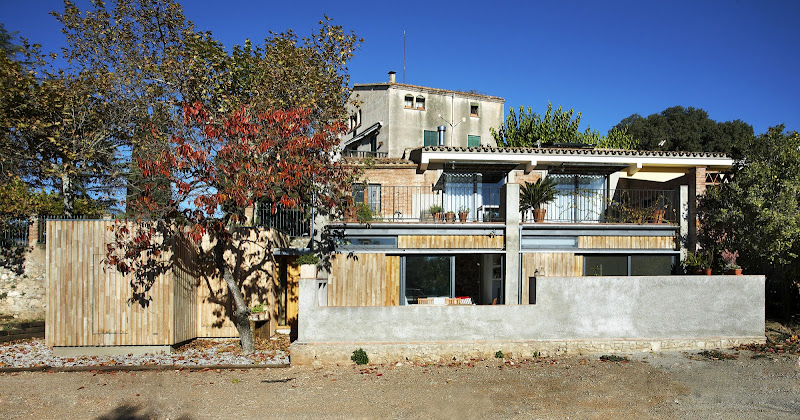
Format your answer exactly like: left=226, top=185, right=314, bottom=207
left=345, top=83, right=504, bottom=158
left=294, top=275, right=764, bottom=363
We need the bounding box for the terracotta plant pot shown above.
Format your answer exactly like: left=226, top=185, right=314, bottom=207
left=445, top=212, right=456, bottom=223
left=703, top=268, right=712, bottom=275
left=533, top=208, right=547, bottom=223
left=725, top=268, right=743, bottom=275
left=651, top=210, right=665, bottom=224
left=458, top=212, right=469, bottom=223
left=434, top=212, right=443, bottom=223
left=345, top=207, right=357, bottom=222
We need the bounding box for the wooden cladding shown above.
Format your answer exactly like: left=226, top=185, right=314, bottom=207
left=397, top=235, right=504, bottom=249
left=520, top=253, right=583, bottom=305
left=577, top=235, right=675, bottom=250
left=46, top=220, right=284, bottom=347
left=328, top=254, right=400, bottom=306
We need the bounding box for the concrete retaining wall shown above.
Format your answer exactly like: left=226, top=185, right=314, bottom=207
left=293, top=275, right=765, bottom=364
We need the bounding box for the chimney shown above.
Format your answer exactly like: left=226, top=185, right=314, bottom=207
left=437, top=126, right=446, bottom=146
left=388, top=71, right=396, bottom=83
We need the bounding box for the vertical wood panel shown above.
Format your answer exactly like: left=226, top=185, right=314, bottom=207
left=328, top=253, right=400, bottom=306
left=521, top=253, right=582, bottom=304
left=578, top=235, right=675, bottom=249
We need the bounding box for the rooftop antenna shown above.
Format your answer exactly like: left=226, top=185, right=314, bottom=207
left=403, top=31, right=406, bottom=83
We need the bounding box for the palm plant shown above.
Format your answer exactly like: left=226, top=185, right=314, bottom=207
left=520, top=177, right=558, bottom=212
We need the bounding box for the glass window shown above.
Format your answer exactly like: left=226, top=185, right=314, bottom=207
left=521, top=236, right=578, bottom=249
left=631, top=255, right=674, bottom=276
left=423, top=130, right=438, bottom=147
left=404, top=95, right=413, bottom=108
left=470, top=104, right=479, bottom=117
left=352, top=184, right=381, bottom=213
left=405, top=256, right=451, bottom=304
left=416, top=96, right=425, bottom=110
left=584, top=255, right=627, bottom=276
left=336, top=236, right=397, bottom=249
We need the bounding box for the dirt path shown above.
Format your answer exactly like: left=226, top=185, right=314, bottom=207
left=0, top=351, right=798, bottom=419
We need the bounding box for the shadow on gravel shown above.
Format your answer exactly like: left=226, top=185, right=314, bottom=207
left=96, top=404, right=191, bottom=420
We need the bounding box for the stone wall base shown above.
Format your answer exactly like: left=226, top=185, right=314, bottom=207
left=290, top=337, right=766, bottom=366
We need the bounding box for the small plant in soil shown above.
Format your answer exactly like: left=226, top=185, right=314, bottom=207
left=698, top=349, right=738, bottom=360
left=599, top=354, right=630, bottom=362
left=494, top=350, right=504, bottom=359
left=351, top=348, right=369, bottom=365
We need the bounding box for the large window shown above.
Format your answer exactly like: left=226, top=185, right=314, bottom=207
left=404, top=95, right=414, bottom=109
left=584, top=254, right=675, bottom=276
left=404, top=256, right=452, bottom=304
left=353, top=183, right=381, bottom=213
left=546, top=174, right=607, bottom=223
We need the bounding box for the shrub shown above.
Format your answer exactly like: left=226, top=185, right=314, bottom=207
left=351, top=348, right=369, bottom=365
left=599, top=354, right=629, bottom=362
left=494, top=350, right=504, bottom=359
left=296, top=254, right=319, bottom=266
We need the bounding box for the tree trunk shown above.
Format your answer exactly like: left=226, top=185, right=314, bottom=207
left=61, top=173, right=75, bottom=218
left=214, top=240, right=255, bottom=354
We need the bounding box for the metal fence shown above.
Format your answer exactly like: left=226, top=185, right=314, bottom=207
left=341, top=150, right=389, bottom=158
left=0, top=218, right=31, bottom=246
left=254, top=204, right=311, bottom=237
left=533, top=188, right=679, bottom=224
left=344, top=184, right=503, bottom=223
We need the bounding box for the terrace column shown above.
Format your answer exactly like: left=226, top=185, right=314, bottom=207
left=502, top=173, right=521, bottom=305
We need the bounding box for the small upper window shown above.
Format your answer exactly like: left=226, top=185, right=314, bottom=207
left=404, top=95, right=414, bottom=109
left=416, top=96, right=425, bottom=110
left=470, top=104, right=479, bottom=117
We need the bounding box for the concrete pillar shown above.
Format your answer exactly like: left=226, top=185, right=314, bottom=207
left=502, top=181, right=520, bottom=305
left=679, top=185, right=690, bottom=261
left=296, top=277, right=317, bottom=342
left=28, top=214, right=38, bottom=246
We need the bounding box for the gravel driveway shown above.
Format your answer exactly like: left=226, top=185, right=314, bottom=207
left=1, top=350, right=798, bottom=419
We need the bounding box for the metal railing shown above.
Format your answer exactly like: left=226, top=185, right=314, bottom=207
left=255, top=204, right=311, bottom=237
left=341, top=150, right=389, bottom=158
left=526, top=188, right=679, bottom=224
left=341, top=184, right=503, bottom=223
left=1, top=218, right=31, bottom=246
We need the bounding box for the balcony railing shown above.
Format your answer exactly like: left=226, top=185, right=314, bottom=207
left=342, top=184, right=503, bottom=223
left=527, top=188, right=679, bottom=224
left=341, top=150, right=389, bottom=158
left=255, top=204, right=311, bottom=237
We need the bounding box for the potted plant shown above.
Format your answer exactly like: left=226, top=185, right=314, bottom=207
left=445, top=210, right=456, bottom=223
left=721, top=249, right=742, bottom=275
left=356, top=203, right=373, bottom=222
left=458, top=206, right=470, bottom=223
left=429, top=204, right=444, bottom=223
left=249, top=303, right=267, bottom=321
left=650, top=196, right=668, bottom=224
left=520, top=177, right=558, bottom=223
left=683, top=250, right=712, bottom=275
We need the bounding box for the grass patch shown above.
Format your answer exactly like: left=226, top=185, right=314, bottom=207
left=599, top=354, right=629, bottom=362
left=698, top=350, right=738, bottom=360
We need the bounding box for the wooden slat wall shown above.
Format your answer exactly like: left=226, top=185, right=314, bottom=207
left=328, top=254, right=400, bottom=306
left=197, top=228, right=279, bottom=338
left=520, top=253, right=583, bottom=304
left=46, top=220, right=174, bottom=347
left=397, top=235, right=504, bottom=249
left=577, top=236, right=675, bottom=249
left=172, top=233, right=199, bottom=344
left=46, top=221, right=282, bottom=346
left=286, top=263, right=299, bottom=328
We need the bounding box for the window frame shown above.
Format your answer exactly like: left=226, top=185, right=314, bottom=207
left=470, top=103, right=479, bottom=117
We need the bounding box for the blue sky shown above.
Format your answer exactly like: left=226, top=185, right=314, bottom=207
left=2, top=0, right=799, bottom=135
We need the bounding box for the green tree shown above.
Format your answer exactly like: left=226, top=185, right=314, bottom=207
left=492, top=102, right=638, bottom=149
left=612, top=106, right=753, bottom=154
left=699, top=125, right=800, bottom=317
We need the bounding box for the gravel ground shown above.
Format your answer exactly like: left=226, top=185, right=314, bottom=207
left=0, top=349, right=798, bottom=419
left=0, top=337, right=289, bottom=368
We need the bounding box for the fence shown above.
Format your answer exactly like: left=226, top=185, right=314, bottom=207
left=341, top=150, right=389, bottom=158
left=255, top=204, right=311, bottom=237
left=345, top=184, right=503, bottom=223
left=1, top=218, right=31, bottom=246
left=536, top=188, right=679, bottom=224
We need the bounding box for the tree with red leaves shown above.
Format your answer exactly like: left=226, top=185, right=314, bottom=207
left=106, top=102, right=355, bottom=353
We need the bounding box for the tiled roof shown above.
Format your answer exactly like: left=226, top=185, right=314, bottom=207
left=419, top=146, right=730, bottom=159
left=341, top=157, right=414, bottom=165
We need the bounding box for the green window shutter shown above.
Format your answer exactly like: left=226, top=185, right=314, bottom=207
left=424, top=130, right=437, bottom=146
left=468, top=135, right=481, bottom=147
